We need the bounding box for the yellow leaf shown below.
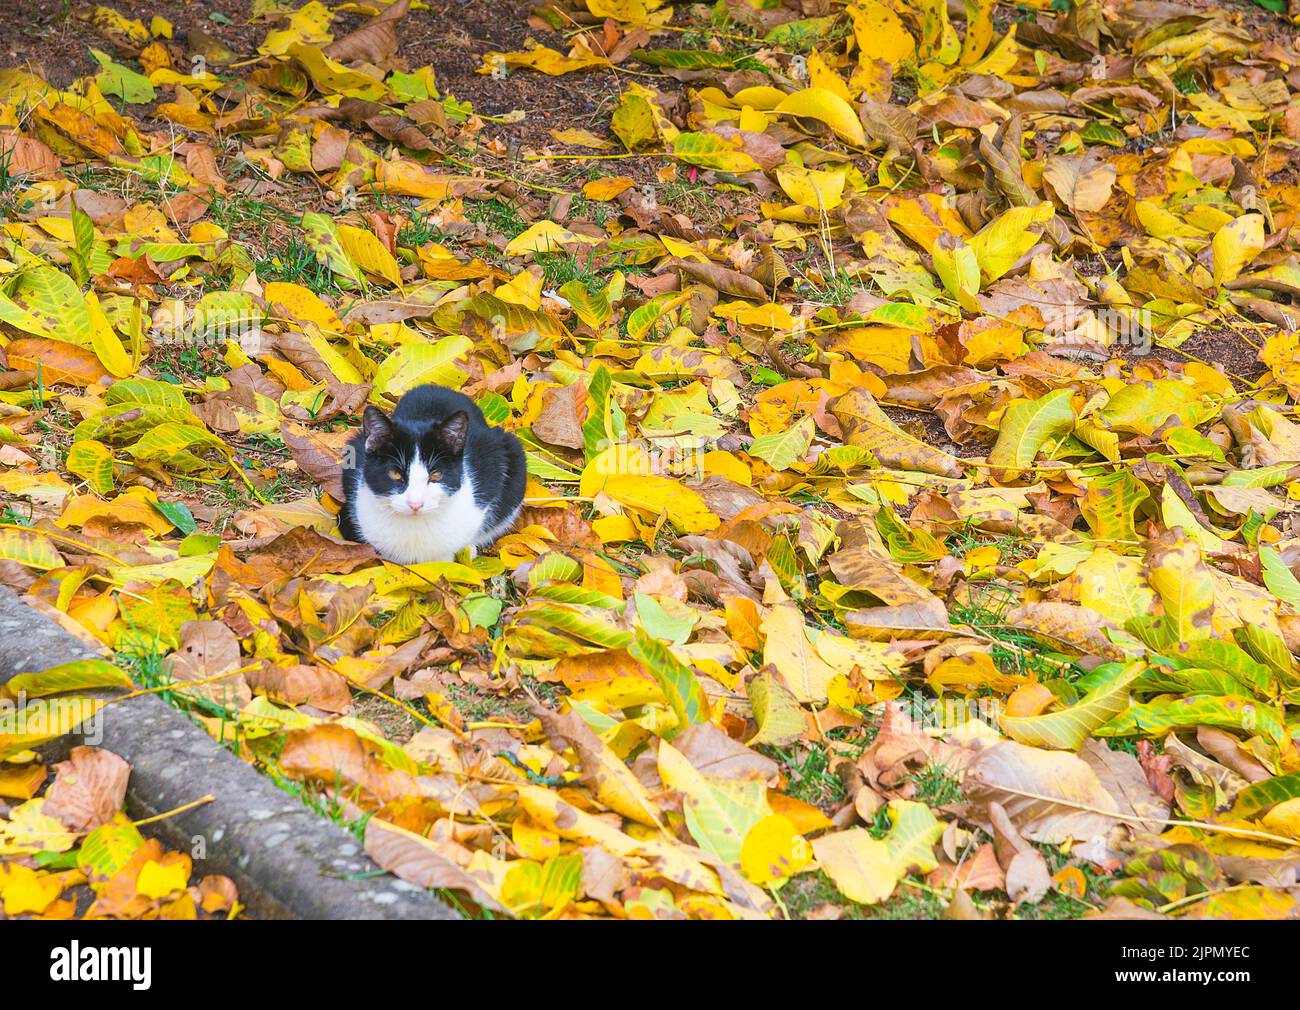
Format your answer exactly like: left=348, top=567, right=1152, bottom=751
left=0, top=863, right=64, bottom=916
left=482, top=44, right=610, bottom=77
left=582, top=176, right=636, bottom=201
left=1211, top=212, right=1266, bottom=287
left=849, top=1, right=915, bottom=67
left=959, top=0, right=996, bottom=66
left=336, top=224, right=402, bottom=286
left=774, top=87, right=866, bottom=147
left=774, top=163, right=846, bottom=213
left=740, top=814, right=812, bottom=885
left=761, top=603, right=840, bottom=704
left=57, top=488, right=174, bottom=536
left=504, top=220, right=598, bottom=257
left=136, top=858, right=190, bottom=900
left=811, top=801, right=943, bottom=905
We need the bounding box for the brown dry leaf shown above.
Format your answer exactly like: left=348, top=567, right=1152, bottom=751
left=962, top=742, right=1121, bottom=845
left=535, top=706, right=662, bottom=826
left=532, top=383, right=586, bottom=449
left=219, top=528, right=377, bottom=586
left=1042, top=153, right=1116, bottom=214
left=364, top=817, right=505, bottom=913
left=247, top=662, right=352, bottom=714
left=280, top=421, right=347, bottom=500
left=279, top=724, right=418, bottom=807
left=1078, top=738, right=1170, bottom=835
left=42, top=746, right=130, bottom=832
left=166, top=620, right=252, bottom=711
left=674, top=723, right=778, bottom=783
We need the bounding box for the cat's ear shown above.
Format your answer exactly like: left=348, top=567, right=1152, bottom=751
left=437, top=411, right=469, bottom=454
left=362, top=406, right=393, bottom=452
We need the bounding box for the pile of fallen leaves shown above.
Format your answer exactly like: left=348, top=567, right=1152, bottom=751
left=0, top=684, right=239, bottom=920
left=2, top=0, right=1300, bottom=919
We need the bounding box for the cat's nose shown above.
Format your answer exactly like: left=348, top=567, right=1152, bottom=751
left=407, top=499, right=424, bottom=513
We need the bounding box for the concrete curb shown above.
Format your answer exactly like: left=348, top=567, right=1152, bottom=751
left=0, top=587, right=458, bottom=920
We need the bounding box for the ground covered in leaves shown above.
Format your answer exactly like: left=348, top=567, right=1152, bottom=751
left=2, top=0, right=1300, bottom=920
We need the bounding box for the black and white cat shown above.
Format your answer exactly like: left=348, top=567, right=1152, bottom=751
left=339, top=385, right=526, bottom=564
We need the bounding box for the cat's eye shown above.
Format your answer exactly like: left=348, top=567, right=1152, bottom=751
left=428, top=470, right=441, bottom=481
left=387, top=468, right=403, bottom=482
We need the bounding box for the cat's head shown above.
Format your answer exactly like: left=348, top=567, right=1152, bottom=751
left=357, top=405, right=468, bottom=517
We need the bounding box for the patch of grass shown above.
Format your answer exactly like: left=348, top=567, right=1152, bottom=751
left=779, top=871, right=945, bottom=920
left=465, top=196, right=527, bottom=239
left=444, top=682, right=532, bottom=724
left=765, top=742, right=847, bottom=809
left=395, top=206, right=451, bottom=250
left=520, top=675, right=564, bottom=706
left=243, top=432, right=287, bottom=453
left=0, top=503, right=33, bottom=526
left=1015, top=848, right=1110, bottom=920
left=798, top=267, right=868, bottom=307
left=206, top=187, right=292, bottom=247
left=0, top=144, right=37, bottom=220
left=151, top=343, right=222, bottom=382
left=657, top=179, right=724, bottom=226
left=779, top=871, right=859, bottom=919
left=865, top=884, right=947, bottom=919
left=946, top=521, right=1035, bottom=565
left=948, top=581, right=1075, bottom=680
left=256, top=233, right=340, bottom=295
left=906, top=761, right=963, bottom=806
left=1106, top=736, right=1140, bottom=757
left=567, top=194, right=609, bottom=228
left=536, top=251, right=603, bottom=293
left=351, top=693, right=423, bottom=745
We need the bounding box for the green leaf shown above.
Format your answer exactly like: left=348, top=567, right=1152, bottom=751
left=78, top=815, right=146, bottom=878
left=1096, top=694, right=1290, bottom=751
left=1, top=659, right=133, bottom=700
left=629, top=628, right=709, bottom=737
left=1260, top=545, right=1300, bottom=609
left=658, top=740, right=768, bottom=864
left=987, top=387, right=1076, bottom=477
left=672, top=132, right=760, bottom=174
left=371, top=336, right=473, bottom=403
left=69, top=205, right=95, bottom=288
left=748, top=415, right=814, bottom=471
left=558, top=279, right=612, bottom=329
left=1079, top=469, right=1150, bottom=545
left=1229, top=772, right=1300, bottom=819
left=130, top=422, right=230, bottom=474
left=476, top=391, right=511, bottom=424
left=90, top=48, right=156, bottom=103
left=634, top=591, right=694, bottom=646
left=632, top=49, right=744, bottom=70
left=462, top=594, right=504, bottom=630
left=66, top=439, right=114, bottom=495
left=582, top=365, right=612, bottom=463
left=0, top=528, right=63, bottom=571
left=152, top=499, right=197, bottom=535
left=301, top=212, right=367, bottom=291
left=1001, top=662, right=1143, bottom=750
left=9, top=266, right=94, bottom=347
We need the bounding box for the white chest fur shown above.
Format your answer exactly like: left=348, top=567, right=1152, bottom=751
left=352, top=467, right=486, bottom=564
